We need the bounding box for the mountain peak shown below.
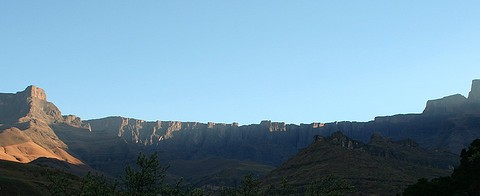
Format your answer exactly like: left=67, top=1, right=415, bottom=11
left=21, top=85, right=47, bottom=101
left=468, top=79, right=480, bottom=104
left=0, top=85, right=75, bottom=125
left=422, top=79, right=480, bottom=114
left=423, top=94, right=467, bottom=114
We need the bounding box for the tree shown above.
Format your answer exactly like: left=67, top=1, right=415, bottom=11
left=123, top=152, right=169, bottom=196
left=78, top=172, right=118, bottom=196
left=266, top=177, right=296, bottom=195
left=46, top=152, right=199, bottom=195
left=238, top=174, right=261, bottom=196
left=45, top=170, right=75, bottom=196
left=404, top=139, right=480, bottom=195
left=305, top=174, right=355, bottom=196
left=451, top=138, right=480, bottom=194
left=45, top=152, right=357, bottom=195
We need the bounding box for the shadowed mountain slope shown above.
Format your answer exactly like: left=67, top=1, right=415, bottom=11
left=261, top=132, right=458, bottom=194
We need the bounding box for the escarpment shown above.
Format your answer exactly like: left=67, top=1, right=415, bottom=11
left=1, top=80, right=480, bottom=183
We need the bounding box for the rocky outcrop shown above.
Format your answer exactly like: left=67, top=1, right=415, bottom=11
left=0, top=85, right=90, bottom=127
left=423, top=94, right=467, bottom=114
left=0, top=86, right=92, bottom=170
left=62, top=114, right=91, bottom=130
left=423, top=80, right=480, bottom=115
left=468, top=79, right=480, bottom=105
left=21, top=85, right=47, bottom=101
left=0, top=86, right=45, bottom=123
left=314, top=131, right=363, bottom=150
left=260, top=120, right=287, bottom=132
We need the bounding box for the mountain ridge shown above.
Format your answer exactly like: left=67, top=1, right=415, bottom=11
left=1, top=80, right=480, bottom=188
left=76, top=79, right=480, bottom=155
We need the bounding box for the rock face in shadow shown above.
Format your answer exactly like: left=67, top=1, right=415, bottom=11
left=86, top=118, right=298, bottom=165
left=423, top=94, right=467, bottom=114
left=423, top=79, right=480, bottom=114
left=468, top=79, right=480, bottom=103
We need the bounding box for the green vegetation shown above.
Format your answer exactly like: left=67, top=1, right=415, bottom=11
left=404, top=139, right=480, bottom=195
left=42, top=152, right=353, bottom=195
left=123, top=152, right=167, bottom=195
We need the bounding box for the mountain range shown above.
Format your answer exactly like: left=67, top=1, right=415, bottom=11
left=1, top=80, right=480, bottom=192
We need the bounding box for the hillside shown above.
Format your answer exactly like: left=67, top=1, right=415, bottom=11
left=261, top=132, right=458, bottom=194
left=0, top=159, right=82, bottom=195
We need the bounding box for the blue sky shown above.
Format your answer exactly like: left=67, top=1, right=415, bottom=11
left=1, top=1, right=480, bottom=124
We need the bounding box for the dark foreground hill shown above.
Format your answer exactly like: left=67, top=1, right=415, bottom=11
left=261, top=132, right=458, bottom=194
left=0, top=159, right=82, bottom=195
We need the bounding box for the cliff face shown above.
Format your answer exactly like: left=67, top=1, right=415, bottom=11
left=468, top=79, right=480, bottom=107
left=0, top=86, right=90, bottom=128
left=423, top=79, right=480, bottom=114
left=86, top=117, right=308, bottom=164
left=0, top=86, right=46, bottom=123
left=82, top=113, right=476, bottom=167
left=80, top=80, right=480, bottom=166
left=0, top=85, right=62, bottom=124
left=423, top=94, right=467, bottom=114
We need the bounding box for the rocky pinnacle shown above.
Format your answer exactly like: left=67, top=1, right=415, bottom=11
left=468, top=79, right=480, bottom=104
